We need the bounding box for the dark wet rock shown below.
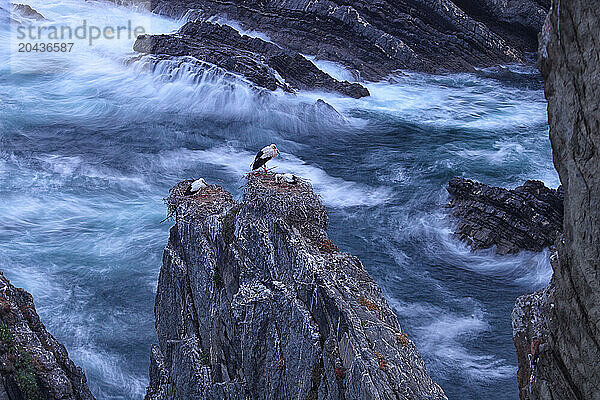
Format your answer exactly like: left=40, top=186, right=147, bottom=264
left=134, top=20, right=369, bottom=98
left=0, top=272, right=95, bottom=400
left=446, top=177, right=563, bottom=255
left=451, top=0, right=549, bottom=53
left=11, top=4, right=45, bottom=20
left=512, top=269, right=581, bottom=400
left=145, top=174, right=447, bottom=399
left=129, top=0, right=551, bottom=96
left=511, top=275, right=575, bottom=399
left=512, top=1, right=600, bottom=399
left=137, top=0, right=549, bottom=80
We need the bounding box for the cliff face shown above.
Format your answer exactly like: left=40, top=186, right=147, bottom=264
left=512, top=2, right=600, bottom=399
left=0, top=273, right=95, bottom=400
left=145, top=175, right=446, bottom=400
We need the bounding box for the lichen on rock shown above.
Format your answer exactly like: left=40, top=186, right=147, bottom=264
left=0, top=272, right=95, bottom=400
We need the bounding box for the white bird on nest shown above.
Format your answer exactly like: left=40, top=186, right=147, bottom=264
left=251, top=144, right=280, bottom=175
left=185, top=178, right=208, bottom=195
left=274, top=173, right=300, bottom=184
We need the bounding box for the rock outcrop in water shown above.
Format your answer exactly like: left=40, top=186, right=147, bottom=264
left=145, top=174, right=447, bottom=400
left=0, top=272, right=94, bottom=400
left=130, top=0, right=549, bottom=96
left=0, top=3, right=45, bottom=23
left=146, top=0, right=548, bottom=76
left=512, top=2, right=600, bottom=399
left=11, top=4, right=45, bottom=20
left=133, top=21, right=370, bottom=98
left=446, top=177, right=563, bottom=255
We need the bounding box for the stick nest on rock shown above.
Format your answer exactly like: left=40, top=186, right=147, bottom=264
left=244, top=172, right=327, bottom=229
left=166, top=180, right=235, bottom=220
left=244, top=172, right=334, bottom=253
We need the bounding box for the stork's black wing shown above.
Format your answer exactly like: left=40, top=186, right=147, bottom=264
left=252, top=149, right=266, bottom=170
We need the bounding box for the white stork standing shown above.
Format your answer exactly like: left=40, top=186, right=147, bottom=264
left=251, top=144, right=280, bottom=175
left=184, top=178, right=208, bottom=195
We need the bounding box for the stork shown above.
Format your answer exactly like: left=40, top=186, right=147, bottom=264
left=251, top=144, right=280, bottom=175
left=274, top=173, right=299, bottom=184
left=184, top=178, right=207, bottom=195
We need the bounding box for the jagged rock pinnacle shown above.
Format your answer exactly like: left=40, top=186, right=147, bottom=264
left=146, top=174, right=447, bottom=399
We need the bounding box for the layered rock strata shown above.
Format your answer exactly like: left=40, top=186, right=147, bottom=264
left=129, top=0, right=549, bottom=96
left=446, top=177, right=563, bottom=255
left=133, top=21, right=370, bottom=98
left=145, top=0, right=549, bottom=77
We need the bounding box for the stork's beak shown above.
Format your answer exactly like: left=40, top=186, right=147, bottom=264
left=275, top=148, right=280, bottom=157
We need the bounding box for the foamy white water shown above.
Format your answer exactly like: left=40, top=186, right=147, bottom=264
left=0, top=1, right=556, bottom=399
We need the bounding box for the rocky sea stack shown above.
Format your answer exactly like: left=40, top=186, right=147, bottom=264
left=145, top=174, right=446, bottom=399
left=0, top=273, right=94, bottom=400
left=446, top=177, right=563, bottom=255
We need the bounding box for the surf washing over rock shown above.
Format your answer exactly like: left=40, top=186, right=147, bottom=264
left=128, top=0, right=550, bottom=95
left=149, top=0, right=549, bottom=75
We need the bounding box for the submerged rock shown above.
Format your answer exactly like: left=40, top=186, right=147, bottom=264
left=446, top=177, right=563, bottom=255
left=0, top=272, right=95, bottom=400
left=134, top=21, right=369, bottom=98
left=145, top=174, right=447, bottom=399
left=512, top=1, right=600, bottom=399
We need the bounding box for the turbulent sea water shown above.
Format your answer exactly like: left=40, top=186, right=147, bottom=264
left=0, top=1, right=558, bottom=399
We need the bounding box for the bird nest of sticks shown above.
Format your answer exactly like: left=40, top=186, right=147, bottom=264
left=244, top=172, right=328, bottom=234
left=165, top=180, right=235, bottom=221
